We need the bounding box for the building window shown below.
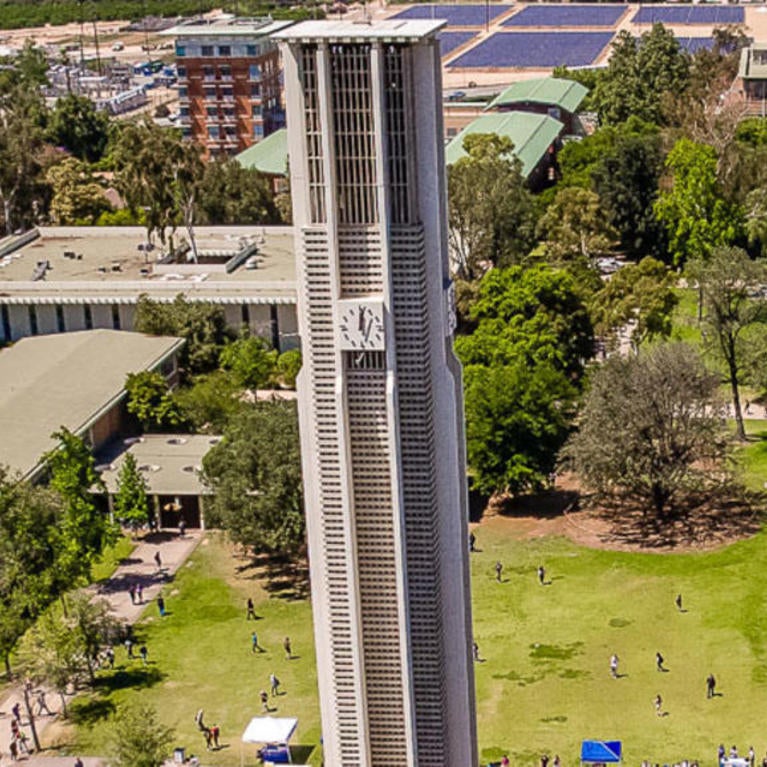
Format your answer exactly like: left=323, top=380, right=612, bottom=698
left=27, top=305, right=39, bottom=335
left=176, top=44, right=186, bottom=57
left=223, top=106, right=235, bottom=117
left=249, top=64, right=261, bottom=80
left=218, top=45, right=231, bottom=56
left=179, top=106, right=190, bottom=117
left=253, top=124, right=263, bottom=138
left=206, top=106, right=218, bottom=116
left=182, top=127, right=192, bottom=138
left=84, top=304, right=93, bottom=330
left=204, top=87, right=216, bottom=99
left=0, top=305, right=10, bottom=341
left=241, top=304, right=250, bottom=326
left=178, top=86, right=188, bottom=98
left=177, top=65, right=187, bottom=78
left=250, top=83, right=261, bottom=97
left=246, top=44, right=258, bottom=56
left=219, top=65, right=231, bottom=78
left=208, top=126, right=220, bottom=138
left=112, top=304, right=121, bottom=330
left=201, top=45, right=214, bottom=57
left=56, top=304, right=65, bottom=332
left=203, top=65, right=215, bottom=80
left=251, top=104, right=262, bottom=118
left=220, top=86, right=233, bottom=97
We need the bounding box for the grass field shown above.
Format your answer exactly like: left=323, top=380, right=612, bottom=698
left=56, top=515, right=767, bottom=767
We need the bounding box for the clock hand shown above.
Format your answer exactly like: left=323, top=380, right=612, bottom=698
left=358, top=307, right=365, bottom=333
left=363, top=317, right=373, bottom=342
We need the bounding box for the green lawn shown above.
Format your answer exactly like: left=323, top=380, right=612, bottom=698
left=59, top=521, right=767, bottom=767
left=64, top=535, right=320, bottom=765
left=91, top=536, right=136, bottom=583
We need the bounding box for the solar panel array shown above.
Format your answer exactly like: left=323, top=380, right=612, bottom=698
left=502, top=4, right=626, bottom=28
left=632, top=5, right=744, bottom=25
left=449, top=31, right=614, bottom=68
left=675, top=36, right=716, bottom=53
left=391, top=3, right=511, bottom=26
left=438, top=30, right=478, bottom=56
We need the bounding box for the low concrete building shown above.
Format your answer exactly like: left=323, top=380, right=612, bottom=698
left=0, top=330, right=183, bottom=482
left=0, top=225, right=298, bottom=350
left=738, top=43, right=767, bottom=117
left=96, top=433, right=219, bottom=529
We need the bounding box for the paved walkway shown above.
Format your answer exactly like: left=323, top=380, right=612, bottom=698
left=0, top=531, right=202, bottom=767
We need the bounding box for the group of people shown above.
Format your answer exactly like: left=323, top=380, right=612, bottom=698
left=194, top=709, right=221, bottom=751
left=717, top=743, right=767, bottom=767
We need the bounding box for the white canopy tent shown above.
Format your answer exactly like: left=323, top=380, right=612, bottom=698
left=240, top=717, right=301, bottom=765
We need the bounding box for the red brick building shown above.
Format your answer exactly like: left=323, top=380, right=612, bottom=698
left=163, top=17, right=292, bottom=156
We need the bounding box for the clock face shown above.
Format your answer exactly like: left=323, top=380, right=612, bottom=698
left=338, top=301, right=385, bottom=350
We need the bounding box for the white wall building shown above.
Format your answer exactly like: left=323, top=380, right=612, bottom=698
left=277, top=20, right=477, bottom=767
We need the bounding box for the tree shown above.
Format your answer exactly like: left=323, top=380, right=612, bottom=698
left=133, top=294, right=230, bottom=375
left=589, top=257, right=678, bottom=351
left=463, top=361, right=576, bottom=496
left=219, top=335, right=278, bottom=391
left=47, top=94, right=110, bottom=163
left=594, top=24, right=690, bottom=126
left=276, top=349, right=302, bottom=389
left=66, top=592, right=118, bottom=684
left=125, top=371, right=182, bottom=431
left=655, top=139, right=744, bottom=265
left=202, top=401, right=305, bottom=558
left=198, top=159, right=282, bottom=225
left=536, top=187, right=618, bottom=263
left=173, top=371, right=243, bottom=433
left=0, top=468, right=60, bottom=678
left=455, top=265, right=592, bottom=495
left=46, top=428, right=114, bottom=593
left=447, top=133, right=536, bottom=281
left=562, top=343, right=729, bottom=518
left=591, top=131, right=668, bottom=260
left=113, top=453, right=150, bottom=536
left=687, top=247, right=767, bottom=441
left=46, top=157, right=112, bottom=224
left=109, top=704, right=175, bottom=767
left=455, top=264, right=594, bottom=379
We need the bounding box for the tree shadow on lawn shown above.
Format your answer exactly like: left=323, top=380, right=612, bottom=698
left=234, top=551, right=309, bottom=601
left=491, top=488, right=580, bottom=521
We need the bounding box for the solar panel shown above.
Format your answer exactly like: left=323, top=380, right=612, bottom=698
left=502, top=4, right=626, bottom=28
left=676, top=36, right=715, bottom=53
left=390, top=3, right=512, bottom=26
left=632, top=6, right=744, bottom=25
left=439, top=31, right=478, bottom=57
left=449, top=31, right=614, bottom=68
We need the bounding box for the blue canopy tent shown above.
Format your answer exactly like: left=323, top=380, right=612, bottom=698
left=581, top=740, right=622, bottom=764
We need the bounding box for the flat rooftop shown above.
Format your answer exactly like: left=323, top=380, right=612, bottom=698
left=273, top=19, right=446, bottom=42
left=162, top=17, right=293, bottom=38
left=0, top=330, right=184, bottom=480
left=96, top=433, right=220, bottom=496
left=0, top=226, right=297, bottom=304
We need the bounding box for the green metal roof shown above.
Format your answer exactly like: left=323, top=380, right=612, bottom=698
left=485, top=77, right=588, bottom=114
left=235, top=129, right=288, bottom=176
left=445, top=111, right=564, bottom=178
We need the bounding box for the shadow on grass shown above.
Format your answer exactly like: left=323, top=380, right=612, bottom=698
left=234, top=552, right=310, bottom=601
left=291, top=744, right=316, bottom=763
left=68, top=697, right=116, bottom=726
left=494, top=488, right=580, bottom=520
left=94, top=666, right=166, bottom=693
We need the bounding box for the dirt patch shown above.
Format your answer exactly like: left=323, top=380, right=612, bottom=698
left=475, top=474, right=764, bottom=553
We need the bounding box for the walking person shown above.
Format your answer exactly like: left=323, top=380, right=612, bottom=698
left=11, top=702, right=21, bottom=723
left=125, top=636, right=134, bottom=658
left=36, top=690, right=52, bottom=716
left=246, top=597, right=257, bottom=620
left=260, top=689, right=269, bottom=713
left=656, top=651, right=666, bottom=671
left=74, top=759, right=84, bottom=767
left=210, top=724, right=220, bottom=749
left=469, top=532, right=476, bottom=552
left=157, top=595, right=166, bottom=617
left=654, top=693, right=663, bottom=716
left=270, top=672, right=280, bottom=696
left=749, top=746, right=756, bottom=767
left=105, top=646, right=115, bottom=668
left=128, top=584, right=136, bottom=605
left=472, top=641, right=480, bottom=662
left=610, top=654, right=619, bottom=678
left=718, top=744, right=725, bottom=764
left=538, top=565, right=546, bottom=585
left=251, top=631, right=262, bottom=653
left=154, top=550, right=162, bottom=571
left=495, top=561, right=503, bottom=582
left=136, top=583, right=143, bottom=604
left=139, top=645, right=148, bottom=665
left=284, top=636, right=292, bottom=660
left=675, top=593, right=683, bottom=612
left=179, top=519, right=186, bottom=538
left=706, top=673, right=716, bottom=698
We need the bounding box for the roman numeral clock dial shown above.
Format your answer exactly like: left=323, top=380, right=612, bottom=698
left=338, top=300, right=385, bottom=350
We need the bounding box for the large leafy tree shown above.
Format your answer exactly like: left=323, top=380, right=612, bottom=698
left=563, top=343, right=730, bottom=519
left=456, top=265, right=592, bottom=495
left=125, top=371, right=182, bottom=432
left=199, top=159, right=282, bottom=225
left=47, top=94, right=110, bottom=163
left=202, top=401, right=305, bottom=558
left=589, top=257, right=678, bottom=351
left=594, top=24, right=690, bottom=126
left=655, top=138, right=744, bottom=265
left=591, top=131, right=667, bottom=260
left=687, top=247, right=767, bottom=441
left=46, top=157, right=112, bottom=225
left=133, top=294, right=230, bottom=375
left=109, top=704, right=175, bottom=767
left=447, top=133, right=536, bottom=281
left=219, top=335, right=278, bottom=391
left=0, top=468, right=60, bottom=677
left=46, top=428, right=115, bottom=591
